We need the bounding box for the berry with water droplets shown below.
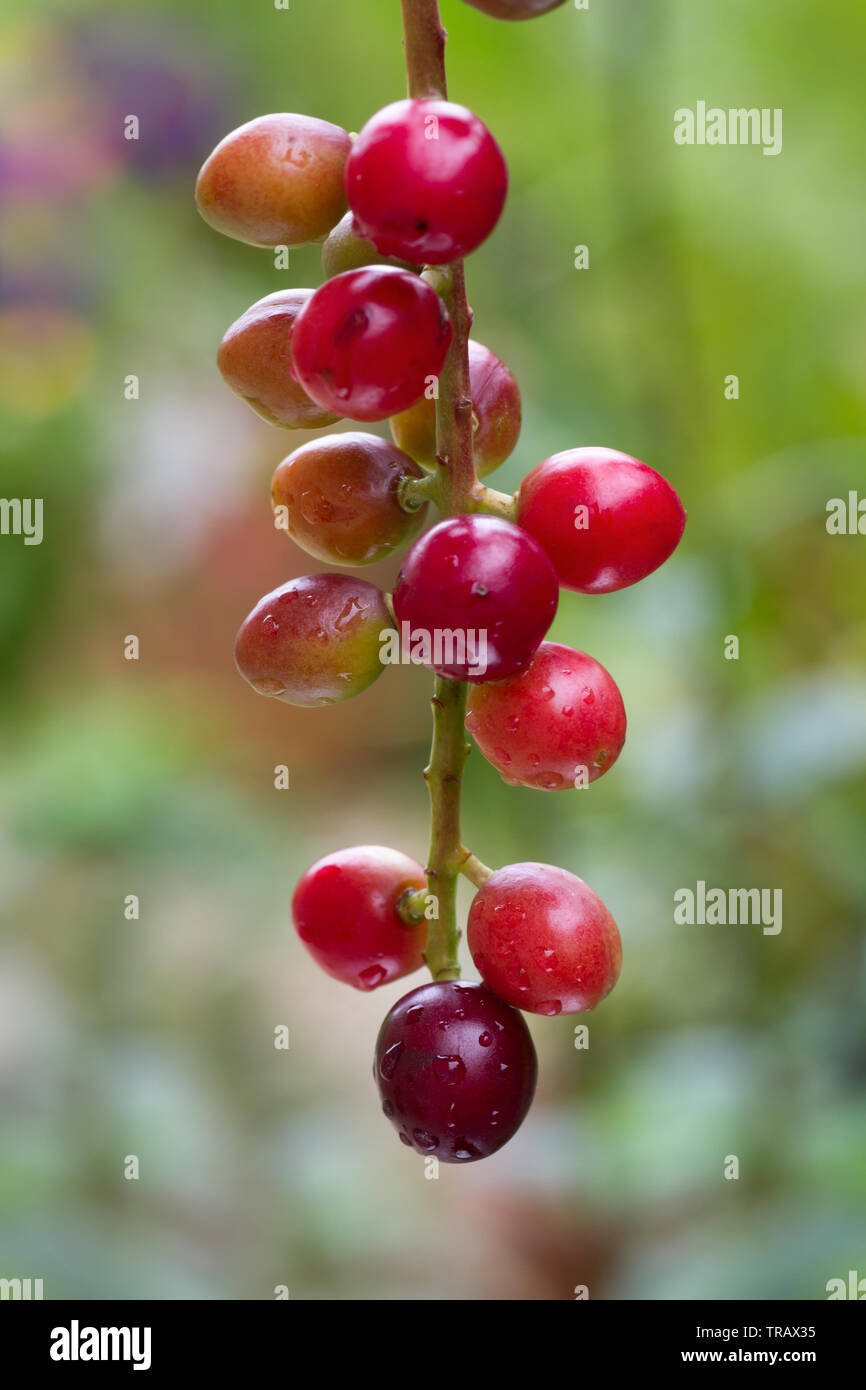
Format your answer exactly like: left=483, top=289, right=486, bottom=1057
left=466, top=642, right=626, bottom=790
left=217, top=290, right=340, bottom=430
left=345, top=99, right=508, bottom=265
left=390, top=339, right=521, bottom=478
left=516, top=447, right=686, bottom=594
left=392, top=515, right=558, bottom=682
left=290, top=266, right=452, bottom=422
left=463, top=0, right=567, bottom=19
left=271, top=433, right=428, bottom=566
left=374, top=980, right=537, bottom=1161
left=292, top=846, right=427, bottom=991
left=195, top=113, right=351, bottom=248
left=234, top=573, right=392, bottom=707
left=468, top=862, right=622, bottom=1015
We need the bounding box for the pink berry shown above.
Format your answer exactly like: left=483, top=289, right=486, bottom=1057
left=467, top=862, right=622, bottom=1015
left=516, top=447, right=687, bottom=594
left=195, top=113, right=351, bottom=248
left=292, top=846, right=427, bottom=991
left=392, top=515, right=559, bottom=682
left=217, top=289, right=340, bottom=430
left=389, top=338, right=521, bottom=478
left=345, top=99, right=508, bottom=265
left=234, top=573, right=391, bottom=707
left=465, top=642, right=626, bottom=790
left=290, top=266, right=452, bottom=422
left=374, top=980, right=537, bottom=1161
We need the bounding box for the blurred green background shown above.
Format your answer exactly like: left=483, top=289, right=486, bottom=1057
left=1, top=0, right=865, bottom=1300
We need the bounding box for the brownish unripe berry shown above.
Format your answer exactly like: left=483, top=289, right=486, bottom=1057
left=217, top=290, right=340, bottom=430
left=195, top=113, right=351, bottom=248
left=271, top=433, right=429, bottom=565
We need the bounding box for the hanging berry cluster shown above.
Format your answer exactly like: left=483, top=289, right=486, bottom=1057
left=195, top=0, right=686, bottom=1165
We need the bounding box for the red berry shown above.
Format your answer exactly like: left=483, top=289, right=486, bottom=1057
left=321, top=211, right=417, bottom=278
left=234, top=573, right=391, bottom=707
left=516, top=447, right=686, bottom=594
left=217, top=290, right=340, bottom=430
left=271, top=433, right=428, bottom=566
left=467, top=862, right=622, bottom=1015
left=466, top=642, right=626, bottom=790
left=392, top=515, right=559, bottom=683
left=463, top=0, right=567, bottom=18
left=345, top=99, right=508, bottom=265
left=195, top=113, right=350, bottom=248
left=390, top=339, right=521, bottom=478
left=290, top=267, right=452, bottom=422
left=292, top=846, right=427, bottom=991
left=374, top=980, right=537, bottom=1161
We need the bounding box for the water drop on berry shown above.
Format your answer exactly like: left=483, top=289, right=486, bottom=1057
left=433, top=1054, right=466, bottom=1085
left=380, top=1040, right=404, bottom=1079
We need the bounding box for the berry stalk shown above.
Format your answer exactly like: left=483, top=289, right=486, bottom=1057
left=401, top=0, right=476, bottom=981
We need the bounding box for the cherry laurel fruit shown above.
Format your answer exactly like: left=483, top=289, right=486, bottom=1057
left=390, top=338, right=521, bottom=479
left=466, top=641, right=627, bottom=790
left=217, top=289, right=340, bottom=430
left=468, top=862, right=622, bottom=1015
left=375, top=980, right=538, bottom=1161
left=272, top=433, right=428, bottom=566
left=234, top=573, right=392, bottom=707
left=346, top=99, right=508, bottom=265
left=195, top=113, right=351, bottom=248
left=293, top=846, right=427, bottom=991
left=517, top=446, right=687, bottom=594
left=290, top=266, right=453, bottom=422
left=392, top=514, right=559, bottom=682
left=321, top=211, right=418, bottom=278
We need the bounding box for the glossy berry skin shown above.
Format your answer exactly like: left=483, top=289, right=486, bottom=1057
left=195, top=113, right=351, bottom=248
left=234, top=573, right=392, bottom=707
left=321, top=211, right=417, bottom=278
left=290, top=267, right=452, bottom=422
left=466, top=642, right=626, bottom=790
left=392, top=515, right=559, bottom=683
left=516, top=447, right=686, bottom=595
left=374, top=980, right=537, bottom=1162
left=390, top=339, right=521, bottom=479
left=292, top=846, right=427, bottom=991
left=345, top=99, right=508, bottom=265
left=463, top=0, right=567, bottom=18
left=217, top=290, right=340, bottom=430
left=271, top=433, right=428, bottom=566
left=468, top=863, right=622, bottom=1016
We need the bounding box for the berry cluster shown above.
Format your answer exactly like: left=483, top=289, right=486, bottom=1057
left=196, top=0, right=685, bottom=1164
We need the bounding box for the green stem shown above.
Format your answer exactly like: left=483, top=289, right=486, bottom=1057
left=401, top=0, right=478, bottom=982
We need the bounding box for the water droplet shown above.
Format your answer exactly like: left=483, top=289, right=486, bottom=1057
left=379, top=1041, right=404, bottom=1079
left=262, top=613, right=280, bottom=636
left=398, top=1131, right=412, bottom=1146
left=581, top=686, right=595, bottom=705
left=493, top=746, right=512, bottom=765
left=478, top=1031, right=493, bottom=1047
left=561, top=706, right=575, bottom=718
left=506, top=715, right=520, bottom=732
left=529, top=754, right=540, bottom=768
left=470, top=582, right=489, bottom=597
left=538, top=772, right=562, bottom=789
left=406, top=1005, right=424, bottom=1024
left=536, top=999, right=562, bottom=1016
left=433, top=1054, right=466, bottom=1085
left=412, top=1129, right=439, bottom=1151
left=335, top=597, right=363, bottom=631
left=382, top=1099, right=394, bottom=1118
left=251, top=677, right=284, bottom=695
left=537, top=685, right=555, bottom=702
left=359, top=964, right=386, bottom=989
left=453, top=1140, right=481, bottom=1161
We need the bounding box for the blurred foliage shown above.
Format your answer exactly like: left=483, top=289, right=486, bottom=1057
left=0, top=0, right=864, bottom=1300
